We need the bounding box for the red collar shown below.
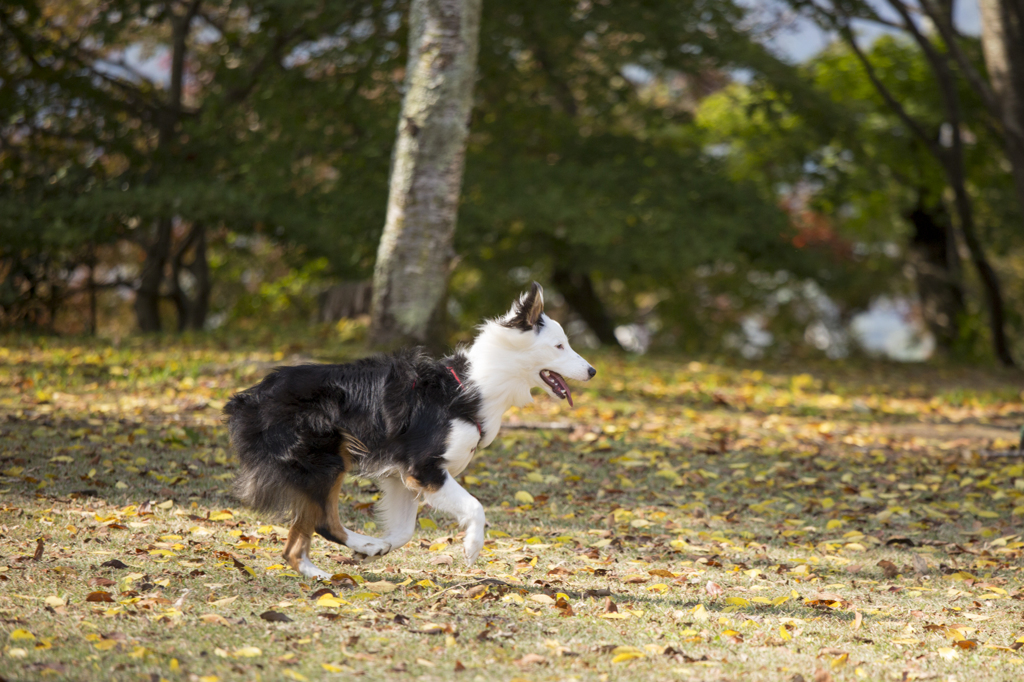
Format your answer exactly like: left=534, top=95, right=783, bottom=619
left=447, top=367, right=483, bottom=439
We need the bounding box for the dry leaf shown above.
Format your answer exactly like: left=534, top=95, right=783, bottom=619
left=877, top=560, right=899, bottom=579
left=260, top=611, right=294, bottom=623
left=85, top=591, right=114, bottom=603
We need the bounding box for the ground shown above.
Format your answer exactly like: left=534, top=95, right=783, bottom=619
left=2, top=332, right=1024, bottom=682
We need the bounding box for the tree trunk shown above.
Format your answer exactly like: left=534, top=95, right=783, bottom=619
left=370, top=0, right=482, bottom=351
left=185, top=223, right=210, bottom=331
left=135, top=217, right=172, bottom=333
left=979, top=0, right=1024, bottom=218
left=87, top=245, right=97, bottom=336
left=170, top=222, right=210, bottom=331
left=552, top=268, right=623, bottom=349
left=905, top=201, right=966, bottom=351
left=134, top=1, right=200, bottom=333
left=948, top=171, right=1016, bottom=366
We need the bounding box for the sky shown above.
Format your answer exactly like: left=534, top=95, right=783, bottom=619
left=765, top=0, right=982, bottom=63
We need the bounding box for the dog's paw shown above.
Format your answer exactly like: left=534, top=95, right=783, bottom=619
left=347, top=535, right=392, bottom=558
left=462, top=524, right=485, bottom=565
left=298, top=558, right=332, bottom=581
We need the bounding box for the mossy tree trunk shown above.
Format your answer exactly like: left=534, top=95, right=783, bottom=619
left=370, top=0, right=482, bottom=351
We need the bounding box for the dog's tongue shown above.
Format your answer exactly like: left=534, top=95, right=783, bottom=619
left=553, top=372, right=573, bottom=407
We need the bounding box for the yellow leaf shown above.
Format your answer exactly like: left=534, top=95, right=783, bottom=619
left=322, top=663, right=347, bottom=673
left=349, top=592, right=377, bottom=600
left=94, top=639, right=118, bottom=651
left=515, top=491, right=535, bottom=505
left=234, top=647, right=262, bottom=658
left=647, top=583, right=669, bottom=593
left=10, top=629, right=35, bottom=641
left=779, top=626, right=792, bottom=641
left=826, top=519, right=844, bottom=530
left=418, top=517, right=438, bottom=530
left=282, top=670, right=308, bottom=681
left=364, top=580, right=398, bottom=594
left=831, top=653, right=849, bottom=669
left=317, top=595, right=347, bottom=608
left=938, top=647, right=959, bottom=661
left=415, top=579, right=437, bottom=589
left=724, top=597, right=750, bottom=607
left=209, top=511, right=233, bottom=521
left=772, top=594, right=791, bottom=606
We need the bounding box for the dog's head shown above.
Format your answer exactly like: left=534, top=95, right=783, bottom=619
left=497, top=282, right=596, bottom=406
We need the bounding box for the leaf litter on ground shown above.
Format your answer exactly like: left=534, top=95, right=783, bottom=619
left=1, top=335, right=1024, bottom=680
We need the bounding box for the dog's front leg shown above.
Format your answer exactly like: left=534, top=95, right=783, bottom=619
left=377, top=475, right=419, bottom=550
left=421, top=473, right=486, bottom=564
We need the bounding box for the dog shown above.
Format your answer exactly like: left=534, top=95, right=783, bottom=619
left=224, top=282, right=596, bottom=580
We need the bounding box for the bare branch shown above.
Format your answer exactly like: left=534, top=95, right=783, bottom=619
left=918, top=0, right=1001, bottom=117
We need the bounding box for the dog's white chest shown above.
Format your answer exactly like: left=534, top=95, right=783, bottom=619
left=443, top=420, right=481, bottom=477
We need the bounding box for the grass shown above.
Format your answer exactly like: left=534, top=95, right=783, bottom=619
left=2, top=332, right=1024, bottom=681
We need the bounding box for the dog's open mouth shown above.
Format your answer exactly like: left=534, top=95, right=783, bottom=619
left=540, top=369, right=573, bottom=407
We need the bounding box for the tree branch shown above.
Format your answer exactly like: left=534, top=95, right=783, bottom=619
left=917, top=0, right=1001, bottom=116
left=835, top=18, right=943, bottom=159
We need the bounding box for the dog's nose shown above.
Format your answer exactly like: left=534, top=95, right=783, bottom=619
left=587, top=366, right=597, bottom=379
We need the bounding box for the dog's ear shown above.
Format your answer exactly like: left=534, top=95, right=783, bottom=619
left=503, top=282, right=545, bottom=332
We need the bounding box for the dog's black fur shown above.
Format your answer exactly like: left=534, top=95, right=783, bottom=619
left=224, top=349, right=482, bottom=531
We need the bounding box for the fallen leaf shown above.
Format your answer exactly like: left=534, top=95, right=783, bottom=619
left=260, top=611, right=294, bottom=623
left=514, top=491, right=535, bottom=505
left=877, top=560, right=899, bottom=579
left=364, top=580, right=398, bottom=594
left=514, top=653, right=547, bottom=666
left=85, top=591, right=114, bottom=603
left=100, top=559, right=129, bottom=569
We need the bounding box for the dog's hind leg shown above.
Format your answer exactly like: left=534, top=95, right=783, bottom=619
left=284, top=499, right=332, bottom=581
left=314, top=472, right=350, bottom=546
left=315, top=469, right=391, bottom=559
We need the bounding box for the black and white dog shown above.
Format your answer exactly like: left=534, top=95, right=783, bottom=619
left=225, top=283, right=596, bottom=580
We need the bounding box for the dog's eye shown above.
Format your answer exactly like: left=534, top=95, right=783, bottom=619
left=556, top=344, right=564, bottom=350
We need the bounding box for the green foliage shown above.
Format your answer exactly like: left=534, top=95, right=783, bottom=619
left=696, top=35, right=1024, bottom=358
left=452, top=0, right=822, bottom=334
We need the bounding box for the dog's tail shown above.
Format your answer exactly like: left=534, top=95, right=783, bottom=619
left=225, top=390, right=364, bottom=519
left=225, top=391, right=296, bottom=516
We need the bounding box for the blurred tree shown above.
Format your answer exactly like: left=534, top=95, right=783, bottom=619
left=0, top=0, right=404, bottom=332
left=370, top=0, right=482, bottom=350
left=451, top=0, right=836, bottom=347
left=789, top=0, right=1017, bottom=365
